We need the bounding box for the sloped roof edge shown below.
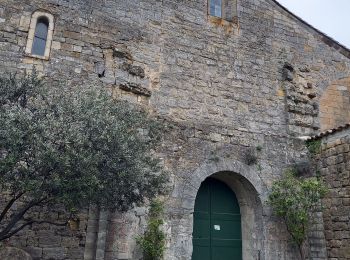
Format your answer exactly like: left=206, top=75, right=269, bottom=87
left=272, top=0, right=350, bottom=59
left=307, top=123, right=350, bottom=141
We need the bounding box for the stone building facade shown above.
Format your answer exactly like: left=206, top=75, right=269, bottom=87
left=0, top=0, right=350, bottom=259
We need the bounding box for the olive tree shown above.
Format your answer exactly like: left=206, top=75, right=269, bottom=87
left=0, top=73, right=167, bottom=241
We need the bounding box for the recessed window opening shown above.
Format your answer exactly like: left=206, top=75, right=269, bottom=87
left=32, top=17, right=49, bottom=56
left=25, top=11, right=54, bottom=60
left=208, top=0, right=238, bottom=22
left=210, top=0, right=223, bottom=18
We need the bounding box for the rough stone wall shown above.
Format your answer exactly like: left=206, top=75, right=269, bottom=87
left=318, top=129, right=350, bottom=260
left=0, top=0, right=350, bottom=259
left=0, top=195, right=88, bottom=260
left=319, top=78, right=350, bottom=131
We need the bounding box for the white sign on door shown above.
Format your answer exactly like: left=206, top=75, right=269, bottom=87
left=214, top=225, right=221, bottom=231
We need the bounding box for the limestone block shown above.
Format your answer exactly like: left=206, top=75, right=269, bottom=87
left=43, top=247, right=66, bottom=260
left=73, top=45, right=82, bottom=53
left=26, top=247, right=43, bottom=259
left=66, top=247, right=84, bottom=259
left=51, top=41, right=61, bottom=50
left=0, top=247, right=32, bottom=260
left=19, top=14, right=31, bottom=31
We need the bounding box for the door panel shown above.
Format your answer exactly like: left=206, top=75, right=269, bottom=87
left=192, top=180, right=211, bottom=260
left=192, top=178, right=242, bottom=260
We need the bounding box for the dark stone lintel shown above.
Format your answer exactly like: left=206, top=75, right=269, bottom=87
left=119, top=82, right=151, bottom=97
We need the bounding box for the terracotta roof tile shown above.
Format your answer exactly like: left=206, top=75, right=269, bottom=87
left=307, top=123, right=350, bottom=140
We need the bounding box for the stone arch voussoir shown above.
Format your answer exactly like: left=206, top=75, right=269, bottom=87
left=181, top=158, right=267, bottom=212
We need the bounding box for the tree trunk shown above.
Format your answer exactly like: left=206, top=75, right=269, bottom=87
left=298, top=245, right=304, bottom=260
left=298, top=240, right=309, bottom=260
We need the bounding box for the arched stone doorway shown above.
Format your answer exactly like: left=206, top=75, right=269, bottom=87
left=192, top=177, right=242, bottom=260
left=173, top=158, right=266, bottom=260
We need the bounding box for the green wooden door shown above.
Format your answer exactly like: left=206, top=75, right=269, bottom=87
left=192, top=178, right=242, bottom=260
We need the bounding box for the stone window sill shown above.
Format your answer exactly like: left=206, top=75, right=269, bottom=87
left=24, top=52, right=50, bottom=61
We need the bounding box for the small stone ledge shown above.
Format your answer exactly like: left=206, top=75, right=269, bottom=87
left=24, top=53, right=50, bottom=61
left=119, top=82, right=151, bottom=97
left=121, top=63, right=145, bottom=78
left=113, top=48, right=132, bottom=60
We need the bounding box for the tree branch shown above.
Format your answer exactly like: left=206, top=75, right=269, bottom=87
left=0, top=197, right=47, bottom=240
left=0, top=192, right=25, bottom=223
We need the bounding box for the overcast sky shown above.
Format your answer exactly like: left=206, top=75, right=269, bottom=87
left=277, top=0, right=350, bottom=48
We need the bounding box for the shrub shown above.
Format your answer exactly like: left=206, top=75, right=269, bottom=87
left=137, top=200, right=166, bottom=260
left=268, top=170, right=327, bottom=259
